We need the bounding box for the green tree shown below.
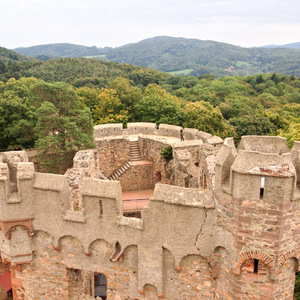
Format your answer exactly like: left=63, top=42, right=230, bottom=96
left=0, top=96, right=36, bottom=150
left=134, top=84, right=185, bottom=125
left=109, top=77, right=142, bottom=121
left=229, top=113, right=278, bottom=142
left=295, top=272, right=300, bottom=299
left=219, top=96, right=263, bottom=120
left=76, top=86, right=100, bottom=117
left=183, top=101, right=235, bottom=138
left=33, top=81, right=94, bottom=173
left=93, top=88, right=129, bottom=125
left=279, top=122, right=300, bottom=148
left=0, top=77, right=39, bottom=150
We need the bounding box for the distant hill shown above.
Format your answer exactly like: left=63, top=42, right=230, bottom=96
left=14, top=43, right=110, bottom=60
left=104, top=36, right=300, bottom=76
left=12, top=37, right=300, bottom=77
left=0, top=46, right=32, bottom=62
left=261, top=42, right=300, bottom=49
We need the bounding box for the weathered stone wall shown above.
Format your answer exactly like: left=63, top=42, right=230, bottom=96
left=94, top=123, right=123, bottom=138
left=1, top=133, right=300, bottom=299
left=0, top=152, right=215, bottom=300
left=95, top=137, right=130, bottom=177
left=162, top=251, right=215, bottom=299
left=138, top=136, right=173, bottom=185
left=127, top=122, right=157, bottom=135
left=214, top=136, right=300, bottom=299
left=118, top=162, right=154, bottom=191
left=158, top=124, right=182, bottom=138
left=172, top=141, right=202, bottom=188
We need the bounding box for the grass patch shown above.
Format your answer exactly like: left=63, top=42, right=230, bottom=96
left=168, top=69, right=193, bottom=75
left=83, top=54, right=107, bottom=59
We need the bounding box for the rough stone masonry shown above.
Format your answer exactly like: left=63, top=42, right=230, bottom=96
left=0, top=122, right=299, bottom=300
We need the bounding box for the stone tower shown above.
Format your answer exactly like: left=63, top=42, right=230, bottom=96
left=215, top=136, right=300, bottom=299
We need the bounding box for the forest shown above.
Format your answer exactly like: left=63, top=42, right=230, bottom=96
left=1, top=47, right=300, bottom=173
left=1, top=61, right=300, bottom=148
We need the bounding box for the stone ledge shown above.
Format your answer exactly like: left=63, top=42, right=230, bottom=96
left=152, top=183, right=214, bottom=208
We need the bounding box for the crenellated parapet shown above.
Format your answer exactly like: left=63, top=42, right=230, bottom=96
left=0, top=150, right=215, bottom=297
left=93, top=122, right=223, bottom=145
left=214, top=135, right=300, bottom=299
left=2, top=131, right=300, bottom=299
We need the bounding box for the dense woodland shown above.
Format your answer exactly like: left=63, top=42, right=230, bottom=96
left=1, top=56, right=300, bottom=148
left=1, top=46, right=300, bottom=171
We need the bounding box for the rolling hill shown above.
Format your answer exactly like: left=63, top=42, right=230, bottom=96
left=14, top=43, right=109, bottom=60
left=0, top=46, right=33, bottom=62
left=11, top=37, right=300, bottom=77
left=262, top=42, right=300, bottom=49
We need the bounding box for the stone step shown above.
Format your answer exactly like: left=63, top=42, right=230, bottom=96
left=108, top=162, right=132, bottom=180
left=130, top=140, right=142, bottom=161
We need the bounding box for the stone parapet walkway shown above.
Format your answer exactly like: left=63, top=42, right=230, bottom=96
left=122, top=189, right=154, bottom=211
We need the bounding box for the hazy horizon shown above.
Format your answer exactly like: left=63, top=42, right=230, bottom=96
left=1, top=0, right=299, bottom=49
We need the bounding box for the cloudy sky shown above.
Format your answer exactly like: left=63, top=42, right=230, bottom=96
left=1, top=0, right=299, bottom=49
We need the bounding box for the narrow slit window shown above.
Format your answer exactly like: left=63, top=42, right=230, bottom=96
left=99, top=200, right=103, bottom=216
left=254, top=259, right=259, bottom=273
left=260, top=177, right=265, bottom=199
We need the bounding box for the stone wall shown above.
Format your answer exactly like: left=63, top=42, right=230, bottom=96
left=162, top=251, right=215, bottom=299
left=1, top=132, right=300, bottom=299
left=95, top=137, right=130, bottom=177
left=214, top=136, right=300, bottom=299
left=118, top=162, right=154, bottom=191
left=138, top=136, right=173, bottom=186
left=0, top=152, right=215, bottom=299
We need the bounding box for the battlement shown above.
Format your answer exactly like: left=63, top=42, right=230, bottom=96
left=93, top=122, right=223, bottom=145
left=0, top=158, right=213, bottom=296
left=1, top=129, right=300, bottom=300
left=216, top=136, right=300, bottom=201
left=237, top=135, right=289, bottom=154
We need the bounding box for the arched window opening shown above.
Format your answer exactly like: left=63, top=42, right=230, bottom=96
left=94, top=273, right=107, bottom=299
left=241, top=259, right=268, bottom=276
left=156, top=171, right=162, bottom=182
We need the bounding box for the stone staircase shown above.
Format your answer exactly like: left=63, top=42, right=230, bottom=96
left=108, top=162, right=132, bottom=180
left=130, top=140, right=143, bottom=161
left=108, top=140, right=143, bottom=180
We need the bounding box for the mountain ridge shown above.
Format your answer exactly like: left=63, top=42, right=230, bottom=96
left=10, top=36, right=300, bottom=77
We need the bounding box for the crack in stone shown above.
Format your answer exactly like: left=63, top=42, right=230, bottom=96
left=195, top=208, right=209, bottom=252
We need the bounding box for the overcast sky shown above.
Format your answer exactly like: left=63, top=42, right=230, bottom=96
left=1, top=0, right=299, bottom=49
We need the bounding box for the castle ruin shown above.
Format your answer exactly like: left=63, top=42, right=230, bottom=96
left=0, top=122, right=299, bottom=299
